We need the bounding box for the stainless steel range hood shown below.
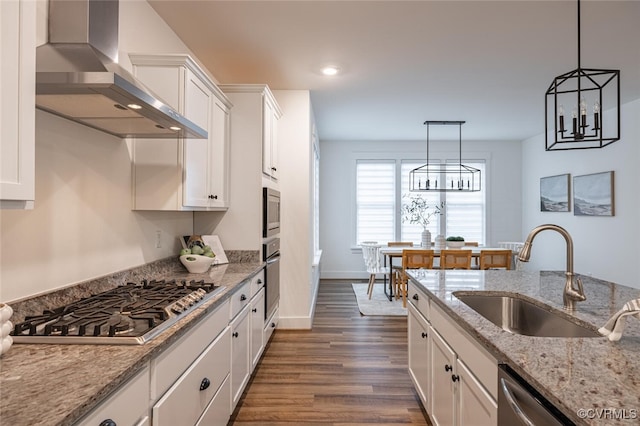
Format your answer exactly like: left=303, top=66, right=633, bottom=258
left=36, top=0, right=207, bottom=139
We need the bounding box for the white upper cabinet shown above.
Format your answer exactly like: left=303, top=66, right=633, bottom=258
left=262, top=95, right=281, bottom=180
left=219, top=85, right=282, bottom=183
left=1, top=0, right=36, bottom=209
left=130, top=54, right=231, bottom=211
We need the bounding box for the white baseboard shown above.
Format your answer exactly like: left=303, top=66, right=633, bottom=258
left=278, top=315, right=313, bottom=329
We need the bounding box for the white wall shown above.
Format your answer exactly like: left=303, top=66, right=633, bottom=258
left=0, top=1, right=196, bottom=302
left=319, top=139, right=522, bottom=279
left=520, top=99, right=640, bottom=288
left=272, top=90, right=318, bottom=328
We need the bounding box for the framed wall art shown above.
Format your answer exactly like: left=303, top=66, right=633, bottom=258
left=573, top=171, right=615, bottom=216
left=540, top=174, right=570, bottom=212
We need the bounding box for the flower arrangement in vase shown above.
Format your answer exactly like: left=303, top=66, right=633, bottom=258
left=400, top=195, right=444, bottom=247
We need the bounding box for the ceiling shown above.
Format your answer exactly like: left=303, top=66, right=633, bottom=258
left=148, top=0, right=640, bottom=142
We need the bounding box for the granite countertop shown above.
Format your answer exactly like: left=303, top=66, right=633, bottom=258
left=407, top=269, right=640, bottom=425
left=0, top=259, right=264, bottom=426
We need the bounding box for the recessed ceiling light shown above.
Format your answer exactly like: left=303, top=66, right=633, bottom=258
left=321, top=66, right=340, bottom=76
left=127, top=103, right=142, bottom=110
left=169, top=126, right=181, bottom=131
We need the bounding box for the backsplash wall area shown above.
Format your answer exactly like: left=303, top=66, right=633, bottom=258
left=0, top=1, right=198, bottom=303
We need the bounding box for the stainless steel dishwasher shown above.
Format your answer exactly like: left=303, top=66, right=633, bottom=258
left=498, top=364, right=575, bottom=425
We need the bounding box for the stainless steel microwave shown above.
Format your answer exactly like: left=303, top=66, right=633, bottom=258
left=263, top=188, right=281, bottom=237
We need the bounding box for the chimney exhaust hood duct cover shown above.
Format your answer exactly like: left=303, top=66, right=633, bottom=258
left=35, top=0, right=207, bottom=139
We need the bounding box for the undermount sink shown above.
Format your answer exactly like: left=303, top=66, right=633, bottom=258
left=453, top=292, right=602, bottom=338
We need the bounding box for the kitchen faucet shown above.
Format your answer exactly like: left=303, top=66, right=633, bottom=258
left=518, top=224, right=586, bottom=311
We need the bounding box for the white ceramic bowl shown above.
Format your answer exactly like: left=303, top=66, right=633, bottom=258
left=180, top=254, right=216, bottom=273
left=446, top=241, right=465, bottom=248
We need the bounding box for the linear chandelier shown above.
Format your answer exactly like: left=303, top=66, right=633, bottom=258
left=545, top=0, right=620, bottom=151
left=409, top=120, right=481, bottom=192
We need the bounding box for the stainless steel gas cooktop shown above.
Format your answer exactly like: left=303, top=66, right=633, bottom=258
left=11, top=279, right=224, bottom=345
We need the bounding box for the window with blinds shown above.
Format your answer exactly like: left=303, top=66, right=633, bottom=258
left=356, top=159, right=486, bottom=246
left=356, top=161, right=395, bottom=244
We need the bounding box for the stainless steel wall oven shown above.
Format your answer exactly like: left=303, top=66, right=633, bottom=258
left=263, top=238, right=280, bottom=323
left=263, top=188, right=281, bottom=237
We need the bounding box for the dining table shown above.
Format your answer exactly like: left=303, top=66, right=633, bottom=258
left=379, top=246, right=513, bottom=301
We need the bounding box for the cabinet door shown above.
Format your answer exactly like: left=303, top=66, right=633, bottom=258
left=183, top=70, right=212, bottom=208
left=408, top=303, right=430, bottom=410
left=207, top=96, right=230, bottom=208
left=1, top=0, right=35, bottom=208
left=430, top=329, right=457, bottom=426
left=270, top=108, right=279, bottom=180
left=262, top=96, right=274, bottom=177
left=230, top=305, right=251, bottom=409
left=457, top=360, right=497, bottom=426
left=250, top=287, right=266, bottom=370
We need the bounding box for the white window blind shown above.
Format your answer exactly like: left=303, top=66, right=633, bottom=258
left=445, top=161, right=485, bottom=244
left=356, top=161, right=395, bottom=244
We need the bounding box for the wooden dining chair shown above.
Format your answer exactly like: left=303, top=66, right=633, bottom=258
left=387, top=242, right=414, bottom=291
left=440, top=249, right=472, bottom=270
left=463, top=241, right=479, bottom=246
left=479, top=249, right=512, bottom=270
left=396, top=249, right=434, bottom=307
left=361, top=243, right=390, bottom=299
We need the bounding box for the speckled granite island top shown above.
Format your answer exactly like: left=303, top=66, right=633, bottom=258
left=0, top=258, right=264, bottom=426
left=407, top=269, right=640, bottom=425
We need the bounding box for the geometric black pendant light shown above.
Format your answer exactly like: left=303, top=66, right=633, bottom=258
left=409, top=120, right=481, bottom=192
left=545, top=0, right=620, bottom=151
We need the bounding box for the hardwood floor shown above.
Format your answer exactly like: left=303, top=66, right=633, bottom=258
left=229, top=280, right=430, bottom=425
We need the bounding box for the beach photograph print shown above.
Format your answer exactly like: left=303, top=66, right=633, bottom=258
left=573, top=171, right=615, bottom=216
left=540, top=174, right=570, bottom=212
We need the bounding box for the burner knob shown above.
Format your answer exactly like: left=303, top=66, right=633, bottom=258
left=99, top=420, right=116, bottom=426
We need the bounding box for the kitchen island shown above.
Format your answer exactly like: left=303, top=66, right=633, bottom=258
left=0, top=258, right=265, bottom=426
left=407, top=269, right=640, bottom=425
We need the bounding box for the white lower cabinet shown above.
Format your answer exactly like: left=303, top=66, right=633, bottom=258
left=76, top=365, right=150, bottom=426
left=408, top=303, right=430, bottom=410
left=152, top=327, right=231, bottom=425
left=430, top=328, right=457, bottom=426
left=196, top=375, right=231, bottom=426
left=457, top=359, right=497, bottom=426
left=151, top=300, right=231, bottom=426
left=250, top=287, right=266, bottom=370
left=407, top=281, right=497, bottom=426
left=230, top=304, right=251, bottom=409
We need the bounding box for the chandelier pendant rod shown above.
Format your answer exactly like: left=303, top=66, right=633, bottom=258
left=576, top=0, right=582, bottom=138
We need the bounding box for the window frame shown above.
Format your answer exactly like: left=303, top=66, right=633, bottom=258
left=353, top=152, right=489, bottom=248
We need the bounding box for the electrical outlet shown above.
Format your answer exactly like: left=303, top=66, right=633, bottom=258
left=155, top=230, right=162, bottom=248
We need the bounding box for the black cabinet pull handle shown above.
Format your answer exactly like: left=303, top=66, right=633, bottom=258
left=412, top=294, right=419, bottom=300
left=99, top=420, right=116, bottom=426
left=252, top=308, right=257, bottom=313
left=232, top=332, right=239, bottom=338
left=271, top=322, right=276, bottom=328
left=212, top=195, right=218, bottom=199
left=451, top=375, right=460, bottom=382
left=200, top=378, right=211, bottom=391
left=445, top=364, right=452, bottom=372
left=240, top=294, right=247, bottom=301
left=257, top=279, right=262, bottom=284
left=421, top=332, right=428, bottom=339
